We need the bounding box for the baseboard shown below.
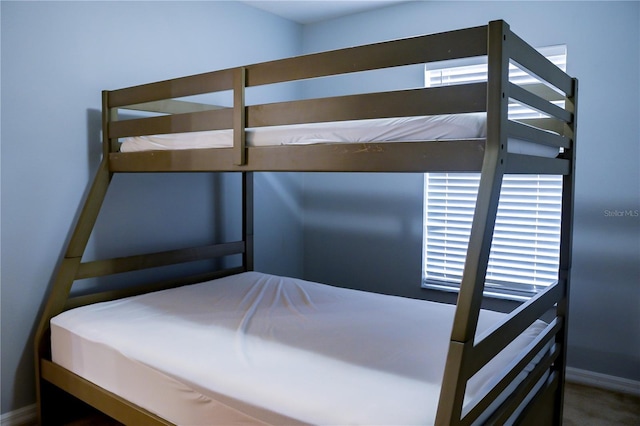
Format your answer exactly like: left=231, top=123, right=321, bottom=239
left=0, top=404, right=37, bottom=426
left=566, top=366, right=640, bottom=396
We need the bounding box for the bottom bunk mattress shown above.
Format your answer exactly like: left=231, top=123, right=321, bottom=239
left=51, top=272, right=547, bottom=425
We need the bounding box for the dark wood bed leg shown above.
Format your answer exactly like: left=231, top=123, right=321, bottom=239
left=39, top=379, right=104, bottom=425
left=243, top=171, right=254, bottom=271
left=514, top=374, right=559, bottom=426
left=234, top=68, right=246, bottom=166
left=552, top=77, right=579, bottom=426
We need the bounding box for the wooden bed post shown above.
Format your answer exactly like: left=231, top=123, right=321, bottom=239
left=552, top=77, right=579, bottom=425
left=234, top=67, right=247, bottom=166
left=243, top=171, right=254, bottom=272
left=435, top=20, right=510, bottom=425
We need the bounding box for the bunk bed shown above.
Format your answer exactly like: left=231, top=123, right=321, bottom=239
left=34, top=20, right=578, bottom=425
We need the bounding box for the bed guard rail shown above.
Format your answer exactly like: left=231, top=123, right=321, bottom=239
left=104, top=24, right=497, bottom=172
left=103, top=21, right=574, bottom=174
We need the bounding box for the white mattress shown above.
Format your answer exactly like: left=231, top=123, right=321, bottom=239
left=120, top=113, right=559, bottom=157
left=51, top=272, right=548, bottom=425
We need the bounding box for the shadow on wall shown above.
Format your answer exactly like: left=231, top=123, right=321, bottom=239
left=302, top=181, right=425, bottom=299
left=68, top=110, right=240, bottom=294
left=301, top=174, right=523, bottom=314
left=56, top=112, right=306, bottom=297
left=87, top=108, right=102, bottom=174
left=15, top=109, right=108, bottom=413
left=254, top=172, right=304, bottom=278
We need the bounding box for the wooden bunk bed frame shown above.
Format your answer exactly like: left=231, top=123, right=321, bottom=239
left=34, top=20, right=577, bottom=425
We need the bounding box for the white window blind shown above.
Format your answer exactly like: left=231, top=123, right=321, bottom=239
left=423, top=173, right=563, bottom=299
left=422, top=46, right=566, bottom=300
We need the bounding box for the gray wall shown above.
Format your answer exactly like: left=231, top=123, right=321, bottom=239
left=0, top=1, right=303, bottom=414
left=300, top=1, right=639, bottom=382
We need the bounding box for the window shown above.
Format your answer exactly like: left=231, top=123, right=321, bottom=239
left=422, top=46, right=566, bottom=301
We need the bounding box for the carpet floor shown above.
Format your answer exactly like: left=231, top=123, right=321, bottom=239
left=563, top=382, right=640, bottom=426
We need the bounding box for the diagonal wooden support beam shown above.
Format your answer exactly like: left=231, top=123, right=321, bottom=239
left=435, top=20, right=511, bottom=425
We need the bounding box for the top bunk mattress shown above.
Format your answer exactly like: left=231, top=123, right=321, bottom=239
left=51, top=272, right=548, bottom=425
left=120, top=113, right=559, bottom=157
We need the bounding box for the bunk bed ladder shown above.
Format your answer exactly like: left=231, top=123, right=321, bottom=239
left=243, top=171, right=255, bottom=271
left=435, top=21, right=578, bottom=426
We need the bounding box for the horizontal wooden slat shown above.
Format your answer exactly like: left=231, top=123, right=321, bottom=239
left=516, top=118, right=565, bottom=137
left=110, top=148, right=236, bottom=172
left=108, top=68, right=234, bottom=108
left=108, top=26, right=487, bottom=108
left=509, top=83, right=573, bottom=123
left=66, top=267, right=245, bottom=310
left=508, top=120, right=570, bottom=149
left=247, top=141, right=486, bottom=172
left=506, top=154, right=570, bottom=175
left=246, top=25, right=488, bottom=87
left=461, top=318, right=562, bottom=425
left=121, top=99, right=226, bottom=114
left=109, top=108, right=233, bottom=138
left=469, top=282, right=564, bottom=377
left=519, top=83, right=565, bottom=102
left=512, top=370, right=560, bottom=425
left=484, top=350, right=560, bottom=425
left=248, top=84, right=487, bottom=127
left=76, top=242, right=245, bottom=279
left=508, top=31, right=574, bottom=96
left=109, top=140, right=487, bottom=173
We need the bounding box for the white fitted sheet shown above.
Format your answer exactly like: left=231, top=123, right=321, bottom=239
left=120, top=113, right=559, bottom=157
left=51, top=272, right=548, bottom=425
